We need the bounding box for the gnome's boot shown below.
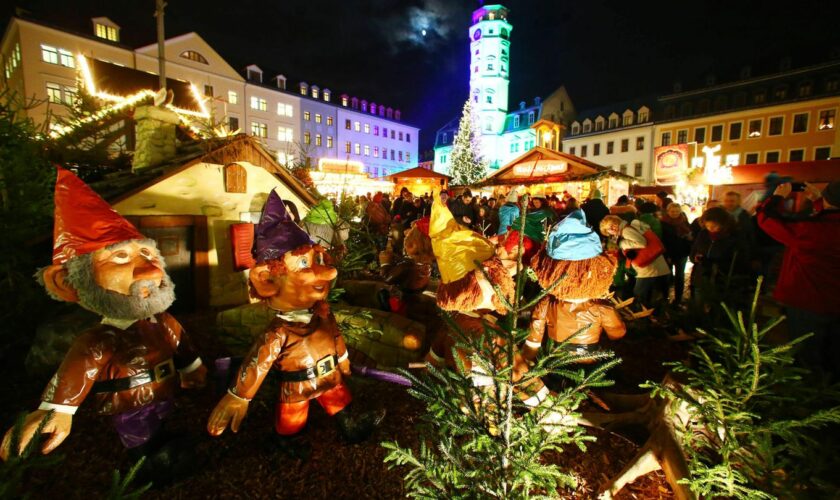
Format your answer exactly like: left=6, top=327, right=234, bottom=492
left=335, top=404, right=386, bottom=444
left=127, top=432, right=199, bottom=486
left=272, top=432, right=312, bottom=461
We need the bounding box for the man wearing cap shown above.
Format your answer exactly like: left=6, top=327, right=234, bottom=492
left=207, top=191, right=384, bottom=456
left=756, top=181, right=840, bottom=379
left=524, top=210, right=626, bottom=363
left=0, top=167, right=206, bottom=479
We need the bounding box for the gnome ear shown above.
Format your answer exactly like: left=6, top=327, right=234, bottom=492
left=249, top=262, right=282, bottom=298
left=43, top=265, right=79, bottom=303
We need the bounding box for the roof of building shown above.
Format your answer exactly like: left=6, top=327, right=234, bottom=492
left=572, top=96, right=655, bottom=124
left=384, top=166, right=451, bottom=181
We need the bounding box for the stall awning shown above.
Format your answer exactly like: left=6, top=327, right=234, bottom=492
left=384, top=166, right=452, bottom=181
left=476, top=146, right=633, bottom=186
left=726, top=159, right=840, bottom=185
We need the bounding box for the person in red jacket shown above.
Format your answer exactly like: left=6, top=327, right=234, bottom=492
left=756, top=181, right=840, bottom=379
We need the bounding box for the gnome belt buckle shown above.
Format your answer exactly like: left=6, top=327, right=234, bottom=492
left=153, top=358, right=176, bottom=382
left=315, top=355, right=336, bottom=378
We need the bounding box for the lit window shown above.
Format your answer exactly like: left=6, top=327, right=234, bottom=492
left=58, top=49, right=74, bottom=68
left=819, top=110, right=835, bottom=130
left=179, top=50, right=207, bottom=64
left=354, top=143, right=361, bottom=155
left=345, top=141, right=351, bottom=153
left=327, top=136, right=333, bottom=148
left=40, top=45, right=58, bottom=65
left=374, top=147, right=379, bottom=157
left=228, top=91, right=238, bottom=104
left=345, top=119, right=351, bottom=130
left=95, top=23, right=118, bottom=42
left=354, top=121, right=360, bottom=132
left=364, top=145, right=370, bottom=156
left=364, top=123, right=370, bottom=134
left=315, top=113, right=322, bottom=123
left=342, top=96, right=349, bottom=106
left=312, top=88, right=319, bottom=99
left=250, top=97, right=266, bottom=111
left=327, top=116, right=333, bottom=126
left=62, top=86, right=77, bottom=106
left=304, top=111, right=311, bottom=121
left=278, top=127, right=293, bottom=142
left=46, top=82, right=61, bottom=103
left=323, top=91, right=331, bottom=102
left=315, top=134, right=322, bottom=146
left=251, top=122, right=267, bottom=138
left=304, top=132, right=311, bottom=144
left=286, top=104, right=293, bottom=117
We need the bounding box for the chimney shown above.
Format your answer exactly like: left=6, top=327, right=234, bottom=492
left=740, top=65, right=752, bottom=79
left=132, top=104, right=179, bottom=171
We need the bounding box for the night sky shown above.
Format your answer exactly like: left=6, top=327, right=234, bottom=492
left=5, top=0, right=840, bottom=156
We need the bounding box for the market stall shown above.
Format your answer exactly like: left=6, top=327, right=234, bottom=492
left=384, top=166, right=450, bottom=197
left=475, top=146, right=635, bottom=206
left=310, top=158, right=394, bottom=198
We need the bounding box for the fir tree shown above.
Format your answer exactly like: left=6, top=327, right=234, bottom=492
left=448, top=99, right=488, bottom=186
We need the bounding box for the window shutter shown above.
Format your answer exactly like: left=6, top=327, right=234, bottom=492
left=224, top=164, right=247, bottom=193
left=230, top=223, right=256, bottom=270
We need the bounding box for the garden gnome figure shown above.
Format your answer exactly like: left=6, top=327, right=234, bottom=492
left=207, top=191, right=384, bottom=458
left=525, top=210, right=626, bottom=363
left=0, top=167, right=206, bottom=483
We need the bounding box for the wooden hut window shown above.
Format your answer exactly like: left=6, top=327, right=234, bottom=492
left=224, top=163, right=247, bottom=193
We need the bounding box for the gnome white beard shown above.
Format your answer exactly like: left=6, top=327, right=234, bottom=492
left=65, top=254, right=176, bottom=321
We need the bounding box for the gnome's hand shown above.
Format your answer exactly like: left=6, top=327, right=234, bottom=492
left=180, top=363, right=207, bottom=389
left=339, top=358, right=351, bottom=377
left=521, top=345, right=539, bottom=366
left=207, top=393, right=250, bottom=436
left=0, top=410, right=72, bottom=460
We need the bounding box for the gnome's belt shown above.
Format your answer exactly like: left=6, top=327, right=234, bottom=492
left=277, top=355, right=338, bottom=382
left=92, top=359, right=176, bottom=393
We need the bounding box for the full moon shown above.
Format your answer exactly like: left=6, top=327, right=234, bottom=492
left=421, top=29, right=427, bottom=37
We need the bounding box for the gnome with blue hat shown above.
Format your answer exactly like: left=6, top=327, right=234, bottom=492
left=207, top=190, right=384, bottom=458
left=523, top=210, right=626, bottom=363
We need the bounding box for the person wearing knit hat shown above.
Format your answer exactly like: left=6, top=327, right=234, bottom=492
left=1, top=167, right=206, bottom=481
left=425, top=190, right=548, bottom=410
left=497, top=186, right=522, bottom=236
left=523, top=210, right=626, bottom=364
left=208, top=190, right=384, bottom=456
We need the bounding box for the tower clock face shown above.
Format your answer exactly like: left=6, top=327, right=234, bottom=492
left=473, top=29, right=482, bottom=41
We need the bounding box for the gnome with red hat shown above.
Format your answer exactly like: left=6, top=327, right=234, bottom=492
left=207, top=191, right=384, bottom=458
left=0, top=167, right=206, bottom=480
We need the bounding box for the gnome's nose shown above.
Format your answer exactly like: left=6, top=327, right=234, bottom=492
left=316, top=264, right=338, bottom=281
left=133, top=258, right=163, bottom=282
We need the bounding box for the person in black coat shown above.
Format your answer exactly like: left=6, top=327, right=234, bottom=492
left=449, top=189, right=478, bottom=228
left=690, top=207, right=750, bottom=291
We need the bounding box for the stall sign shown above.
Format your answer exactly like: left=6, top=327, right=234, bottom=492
left=512, top=161, right=568, bottom=178
left=654, top=144, right=689, bottom=185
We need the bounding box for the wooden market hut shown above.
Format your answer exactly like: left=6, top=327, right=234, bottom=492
left=476, top=146, right=636, bottom=206
left=385, top=166, right=451, bottom=197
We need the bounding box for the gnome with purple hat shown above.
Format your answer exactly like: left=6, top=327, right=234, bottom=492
left=207, top=190, right=384, bottom=457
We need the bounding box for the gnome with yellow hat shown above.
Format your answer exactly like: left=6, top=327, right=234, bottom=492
left=524, top=209, right=626, bottom=364
left=0, top=167, right=206, bottom=482
left=426, top=190, right=548, bottom=409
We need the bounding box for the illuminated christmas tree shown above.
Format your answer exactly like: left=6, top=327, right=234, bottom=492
left=449, top=99, right=488, bottom=186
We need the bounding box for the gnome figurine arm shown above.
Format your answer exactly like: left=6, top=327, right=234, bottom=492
left=523, top=297, right=551, bottom=363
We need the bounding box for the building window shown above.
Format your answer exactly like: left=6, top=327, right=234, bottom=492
left=304, top=111, right=311, bottom=121
left=251, top=122, right=267, bottom=138
left=373, top=125, right=379, bottom=136
left=345, top=119, right=351, bottom=130
left=798, top=82, right=813, bottom=97
left=354, top=143, right=360, bottom=155
left=228, top=91, right=238, bottom=104
left=528, top=111, right=535, bottom=125
left=315, top=113, right=322, bottom=123
left=391, top=130, right=396, bottom=139
left=609, top=117, right=617, bottom=128
left=364, top=123, right=370, bottom=134
left=341, top=96, right=349, bottom=106
left=406, top=152, right=411, bottom=163
left=768, top=116, right=783, bottom=136
left=620, top=164, right=627, bottom=175
left=327, top=136, right=333, bottom=148
left=345, top=141, right=351, bottom=153
left=399, top=151, right=403, bottom=161
left=748, top=119, right=762, bottom=137
left=327, top=116, right=333, bottom=126
left=278, top=127, right=293, bottom=142
left=364, top=145, right=370, bottom=156
left=46, top=82, right=61, bottom=103
left=383, top=127, right=388, bottom=138
left=753, top=91, right=766, bottom=104
left=789, top=149, right=805, bottom=162
left=634, top=163, right=643, bottom=177
left=3, top=43, right=20, bottom=79
left=406, top=133, right=411, bottom=143
left=636, top=136, right=644, bottom=150
left=623, top=113, right=633, bottom=126
left=638, top=110, right=649, bottom=122
left=374, top=147, right=379, bottom=157
left=815, top=147, right=831, bottom=160
left=277, top=103, right=292, bottom=116
left=607, top=141, right=614, bottom=153
left=303, top=132, right=311, bottom=144
left=94, top=23, right=119, bottom=42
left=693, top=127, right=706, bottom=144
left=583, top=122, right=591, bottom=133
left=818, top=109, right=835, bottom=130
left=312, top=88, right=319, bottom=99
left=203, top=84, right=213, bottom=97
left=391, top=150, right=395, bottom=160
left=58, top=48, right=75, bottom=68
left=323, top=91, right=331, bottom=102
left=593, top=143, right=600, bottom=156
left=229, top=116, right=239, bottom=131
left=745, top=153, right=759, bottom=164
left=826, top=78, right=839, bottom=92
left=774, top=86, right=787, bottom=100
left=765, top=151, right=780, bottom=163
left=792, top=113, right=808, bottom=133
left=513, top=115, right=520, bottom=128
left=571, top=124, right=580, bottom=135
left=660, top=132, right=671, bottom=146
left=383, top=148, right=388, bottom=159
left=729, top=122, right=742, bottom=140
left=486, top=95, right=493, bottom=104
left=250, top=97, right=266, bottom=111
left=179, top=50, right=207, bottom=64
left=315, top=134, right=322, bottom=146
left=581, top=145, right=588, bottom=157
left=354, top=121, right=360, bottom=132
left=595, top=120, right=604, bottom=131
left=621, top=139, right=629, bottom=152
left=677, top=129, right=688, bottom=144
left=40, top=45, right=59, bottom=65
left=711, top=124, right=723, bottom=142
left=399, top=131, right=404, bottom=141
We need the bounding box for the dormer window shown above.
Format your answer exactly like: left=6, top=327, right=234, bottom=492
left=623, top=111, right=633, bottom=126
left=92, top=17, right=119, bottom=42
left=609, top=116, right=618, bottom=128
left=595, top=117, right=605, bottom=131
left=571, top=123, right=580, bottom=135
left=311, top=85, right=319, bottom=99
left=361, top=100, right=368, bottom=112
left=341, top=94, right=349, bottom=106
left=323, top=89, right=331, bottom=102
left=638, top=110, right=649, bottom=122
left=246, top=65, right=263, bottom=83
left=180, top=50, right=208, bottom=64
left=300, top=82, right=309, bottom=96
left=583, top=121, right=591, bottom=133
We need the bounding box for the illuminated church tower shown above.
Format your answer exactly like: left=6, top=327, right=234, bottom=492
left=469, top=4, right=511, bottom=136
